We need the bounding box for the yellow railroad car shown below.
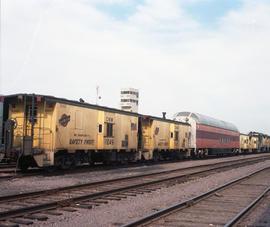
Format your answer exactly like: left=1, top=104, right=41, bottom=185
left=267, top=136, right=270, bottom=152
left=141, top=116, right=190, bottom=160
left=248, top=132, right=259, bottom=153
left=262, top=135, right=268, bottom=152
left=248, top=132, right=270, bottom=153
left=0, top=94, right=140, bottom=169
left=240, top=134, right=250, bottom=153
left=0, top=94, right=190, bottom=170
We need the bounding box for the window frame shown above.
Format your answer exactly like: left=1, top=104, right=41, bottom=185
left=174, top=131, right=179, bottom=141
left=105, top=122, right=114, bottom=137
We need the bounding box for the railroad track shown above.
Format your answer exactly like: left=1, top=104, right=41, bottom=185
left=0, top=156, right=269, bottom=226
left=1, top=154, right=269, bottom=182
left=0, top=158, right=207, bottom=181
left=0, top=154, right=264, bottom=181
left=225, top=186, right=270, bottom=226
left=122, top=166, right=270, bottom=227
left=0, top=169, right=42, bottom=181
left=0, top=164, right=16, bottom=169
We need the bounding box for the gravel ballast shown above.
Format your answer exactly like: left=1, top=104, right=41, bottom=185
left=1, top=153, right=269, bottom=197
left=22, top=158, right=270, bottom=227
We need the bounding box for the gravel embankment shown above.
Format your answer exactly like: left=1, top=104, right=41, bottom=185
left=28, top=158, right=270, bottom=227
left=1, top=154, right=269, bottom=196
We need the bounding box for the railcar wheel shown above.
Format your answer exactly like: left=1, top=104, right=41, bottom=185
left=190, top=151, right=196, bottom=159
left=153, top=151, right=160, bottom=162
left=19, top=162, right=29, bottom=172
left=55, top=155, right=75, bottom=170
left=18, top=157, right=30, bottom=172
left=45, top=166, right=56, bottom=173
left=87, top=151, right=94, bottom=166
left=88, top=160, right=95, bottom=166
left=61, top=156, right=75, bottom=169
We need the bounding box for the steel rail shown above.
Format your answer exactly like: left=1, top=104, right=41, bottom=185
left=0, top=155, right=267, bottom=203
left=224, top=186, right=270, bottom=227
left=0, top=170, right=42, bottom=181
left=0, top=164, right=16, bottom=169
left=121, top=166, right=270, bottom=227
left=0, top=154, right=268, bottom=181
left=0, top=159, right=186, bottom=180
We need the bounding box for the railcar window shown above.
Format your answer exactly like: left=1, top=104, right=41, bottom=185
left=106, top=123, right=113, bottom=137
left=171, top=132, right=173, bottom=138
left=175, top=131, right=179, bottom=141
left=99, top=124, right=102, bottom=133
left=182, top=139, right=185, bottom=147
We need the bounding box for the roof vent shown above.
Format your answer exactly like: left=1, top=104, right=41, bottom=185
left=162, top=112, right=166, bottom=119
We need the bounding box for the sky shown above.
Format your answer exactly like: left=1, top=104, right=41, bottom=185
left=1, top=0, right=270, bottom=134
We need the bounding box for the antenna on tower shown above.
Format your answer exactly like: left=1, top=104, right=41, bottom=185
left=96, top=86, right=101, bottom=105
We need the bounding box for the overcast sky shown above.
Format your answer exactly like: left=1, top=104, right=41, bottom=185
left=1, top=0, right=270, bottom=134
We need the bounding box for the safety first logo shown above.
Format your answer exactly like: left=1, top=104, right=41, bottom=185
left=59, top=114, right=70, bottom=127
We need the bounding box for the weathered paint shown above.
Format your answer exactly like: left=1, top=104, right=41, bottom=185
left=153, top=121, right=170, bottom=150
left=7, top=97, right=140, bottom=167
left=170, top=123, right=174, bottom=149
left=240, top=134, right=250, bottom=152
left=142, top=119, right=153, bottom=152
left=97, top=111, right=104, bottom=150
left=3, top=94, right=193, bottom=167
left=249, top=136, right=258, bottom=151
left=7, top=99, right=56, bottom=166
left=262, top=136, right=268, bottom=151
left=114, top=113, right=138, bottom=150
left=8, top=101, right=55, bottom=151
left=179, top=124, right=190, bottom=150
left=141, top=118, right=190, bottom=159
left=55, top=103, right=98, bottom=151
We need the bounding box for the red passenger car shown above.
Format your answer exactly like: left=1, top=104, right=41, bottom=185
left=174, top=112, right=240, bottom=157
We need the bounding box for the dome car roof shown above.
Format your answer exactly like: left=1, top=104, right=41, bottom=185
left=174, top=112, right=239, bottom=132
